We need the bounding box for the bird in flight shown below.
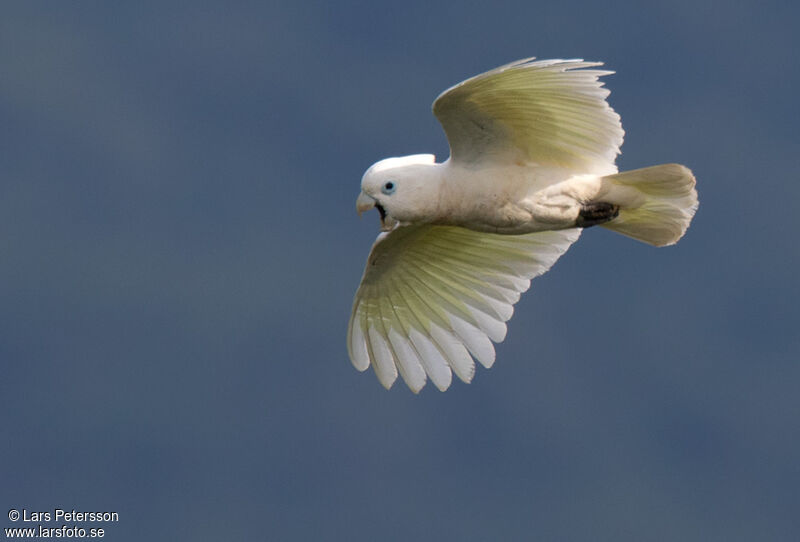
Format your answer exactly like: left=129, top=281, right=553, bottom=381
left=348, top=58, right=698, bottom=392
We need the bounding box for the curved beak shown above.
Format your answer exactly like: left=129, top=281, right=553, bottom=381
left=356, top=192, right=376, bottom=217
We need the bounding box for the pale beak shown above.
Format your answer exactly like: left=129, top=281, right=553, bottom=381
left=356, top=191, right=376, bottom=217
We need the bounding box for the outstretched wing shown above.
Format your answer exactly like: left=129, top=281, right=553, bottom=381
left=432, top=58, right=624, bottom=174
left=347, top=225, right=581, bottom=392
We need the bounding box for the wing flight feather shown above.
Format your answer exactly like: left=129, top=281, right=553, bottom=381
left=432, top=58, right=623, bottom=173
left=347, top=225, right=581, bottom=391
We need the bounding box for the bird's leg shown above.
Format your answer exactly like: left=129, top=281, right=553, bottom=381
left=576, top=202, right=620, bottom=228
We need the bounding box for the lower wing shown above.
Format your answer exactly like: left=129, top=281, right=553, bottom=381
left=347, top=224, right=581, bottom=392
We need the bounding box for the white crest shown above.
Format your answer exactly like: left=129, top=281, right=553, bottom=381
left=368, top=154, right=436, bottom=174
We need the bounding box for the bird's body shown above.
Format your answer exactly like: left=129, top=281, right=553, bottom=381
left=349, top=58, right=698, bottom=392
left=436, top=162, right=609, bottom=234
left=371, top=159, right=606, bottom=233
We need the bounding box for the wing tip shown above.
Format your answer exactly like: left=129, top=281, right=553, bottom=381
left=377, top=374, right=397, bottom=390
left=347, top=316, right=371, bottom=372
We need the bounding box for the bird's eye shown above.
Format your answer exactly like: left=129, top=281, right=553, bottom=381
left=381, top=181, right=396, bottom=195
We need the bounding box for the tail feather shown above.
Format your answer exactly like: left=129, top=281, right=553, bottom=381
left=600, top=164, right=698, bottom=246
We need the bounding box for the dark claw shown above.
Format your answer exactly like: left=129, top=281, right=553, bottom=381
left=576, top=202, right=620, bottom=228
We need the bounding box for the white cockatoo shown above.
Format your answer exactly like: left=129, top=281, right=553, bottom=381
left=349, top=58, right=698, bottom=392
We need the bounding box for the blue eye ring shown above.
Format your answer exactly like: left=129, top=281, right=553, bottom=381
left=381, top=181, right=397, bottom=195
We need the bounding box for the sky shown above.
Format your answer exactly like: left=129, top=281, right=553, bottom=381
left=1, top=2, right=799, bottom=540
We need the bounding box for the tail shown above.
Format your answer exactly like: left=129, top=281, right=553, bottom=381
left=599, top=164, right=698, bottom=246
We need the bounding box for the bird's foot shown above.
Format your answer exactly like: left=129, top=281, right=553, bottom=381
left=576, top=202, right=620, bottom=228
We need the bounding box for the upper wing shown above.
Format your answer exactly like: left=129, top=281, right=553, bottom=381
left=347, top=225, right=581, bottom=392
left=432, top=58, right=624, bottom=174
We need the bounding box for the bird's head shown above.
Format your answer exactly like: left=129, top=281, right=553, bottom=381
left=356, top=154, right=440, bottom=231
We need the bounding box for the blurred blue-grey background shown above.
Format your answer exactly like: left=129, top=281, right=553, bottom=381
left=2, top=2, right=798, bottom=540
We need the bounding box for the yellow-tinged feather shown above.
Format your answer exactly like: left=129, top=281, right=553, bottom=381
left=348, top=225, right=580, bottom=390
